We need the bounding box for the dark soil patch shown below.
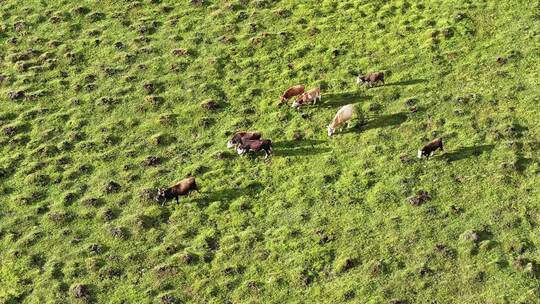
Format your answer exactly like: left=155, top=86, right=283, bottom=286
left=3, top=126, right=17, bottom=137
left=408, top=190, right=431, bottom=206
left=8, top=91, right=26, bottom=100
left=63, top=192, right=79, bottom=205
left=101, top=208, right=116, bottom=221
left=143, top=82, right=155, bottom=93
left=143, top=156, right=162, bottom=166
left=161, top=294, right=178, bottom=304
left=83, top=198, right=103, bottom=207
left=110, top=227, right=128, bottom=240
left=48, top=211, right=70, bottom=223
left=140, top=188, right=158, bottom=202
left=98, top=97, right=117, bottom=106
left=434, top=244, right=454, bottom=258
left=180, top=252, right=196, bottom=264
left=172, top=48, right=189, bottom=56
left=98, top=267, right=122, bottom=280
left=201, top=100, right=220, bottom=110
left=146, top=95, right=163, bottom=106
left=73, top=6, right=90, bottom=15
left=72, top=284, right=89, bottom=299
left=105, top=181, right=121, bottom=194
left=88, top=243, right=105, bottom=254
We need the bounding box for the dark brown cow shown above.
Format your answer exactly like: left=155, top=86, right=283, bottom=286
left=156, top=177, right=199, bottom=204
left=236, top=139, right=272, bottom=159
left=356, top=72, right=385, bottom=87
left=227, top=131, right=262, bottom=148
left=418, top=138, right=443, bottom=159
left=280, top=85, right=304, bottom=105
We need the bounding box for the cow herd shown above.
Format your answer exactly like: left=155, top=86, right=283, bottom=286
left=157, top=71, right=444, bottom=204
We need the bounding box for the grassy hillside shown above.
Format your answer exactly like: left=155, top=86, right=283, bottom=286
left=0, top=0, right=539, bottom=303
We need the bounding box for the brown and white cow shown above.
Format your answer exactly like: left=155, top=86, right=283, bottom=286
left=280, top=85, right=305, bottom=105
left=227, top=131, right=262, bottom=148
left=236, top=139, right=272, bottom=159
left=417, top=138, right=443, bottom=159
left=292, top=87, right=321, bottom=109
left=356, top=72, right=385, bottom=87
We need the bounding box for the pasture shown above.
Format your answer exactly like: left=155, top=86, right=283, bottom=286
left=0, top=0, right=539, bottom=303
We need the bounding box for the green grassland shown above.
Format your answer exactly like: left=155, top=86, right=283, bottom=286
left=0, top=0, right=539, bottom=303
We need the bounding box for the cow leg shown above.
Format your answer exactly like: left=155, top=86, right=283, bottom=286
left=263, top=150, right=269, bottom=159
left=176, top=196, right=179, bottom=204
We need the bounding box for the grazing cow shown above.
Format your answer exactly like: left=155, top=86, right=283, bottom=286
left=418, top=138, right=444, bottom=159
left=236, top=139, right=272, bottom=159
left=356, top=72, right=385, bottom=87
left=292, top=87, right=321, bottom=109
left=327, top=104, right=355, bottom=136
left=156, top=177, right=199, bottom=204
left=280, top=85, right=305, bottom=105
left=227, top=131, right=262, bottom=148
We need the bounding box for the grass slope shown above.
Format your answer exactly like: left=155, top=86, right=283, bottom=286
left=0, top=0, right=539, bottom=303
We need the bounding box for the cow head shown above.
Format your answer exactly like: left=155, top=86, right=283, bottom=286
left=357, top=75, right=369, bottom=85
left=191, top=181, right=200, bottom=192
left=327, top=125, right=335, bottom=136
left=417, top=149, right=423, bottom=159
left=292, top=99, right=301, bottom=109
left=156, top=188, right=167, bottom=202
left=226, top=140, right=236, bottom=149
left=292, top=94, right=305, bottom=108
left=236, top=146, right=247, bottom=155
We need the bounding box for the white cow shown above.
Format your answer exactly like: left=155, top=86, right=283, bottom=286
left=327, top=104, right=355, bottom=136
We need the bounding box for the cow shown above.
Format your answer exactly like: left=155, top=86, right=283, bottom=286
left=227, top=131, right=262, bottom=148
left=327, top=104, right=355, bottom=136
left=236, top=139, right=272, bottom=159
left=156, top=177, right=199, bottom=204
left=292, top=87, right=321, bottom=109
left=356, top=72, right=385, bottom=87
left=417, top=138, right=443, bottom=159
left=280, top=85, right=305, bottom=105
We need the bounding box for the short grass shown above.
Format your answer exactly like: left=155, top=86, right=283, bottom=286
left=0, top=0, right=539, bottom=303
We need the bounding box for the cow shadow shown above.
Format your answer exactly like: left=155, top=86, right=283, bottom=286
left=273, top=139, right=325, bottom=149
left=321, top=91, right=372, bottom=107
left=274, top=147, right=332, bottom=157
left=443, top=144, right=495, bottom=162
left=362, top=112, right=408, bottom=131
left=339, top=112, right=407, bottom=134
left=273, top=139, right=330, bottom=157
left=385, top=79, right=427, bottom=86
left=193, top=187, right=245, bottom=206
